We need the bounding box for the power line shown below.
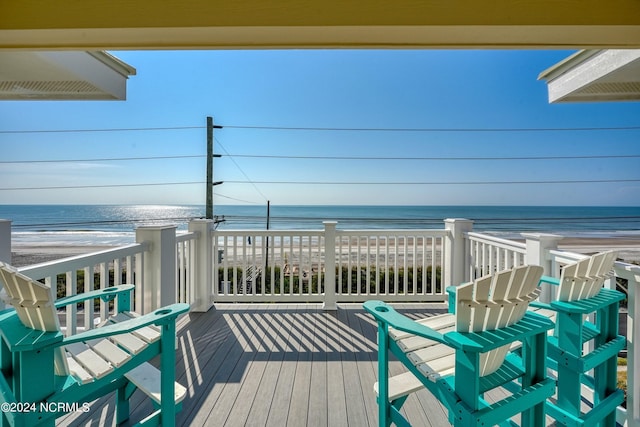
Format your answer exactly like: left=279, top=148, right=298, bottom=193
left=225, top=154, right=640, bottom=161
left=223, top=179, right=640, bottom=185
left=3, top=153, right=639, bottom=165
left=213, top=192, right=262, bottom=204
left=220, top=125, right=640, bottom=132
left=0, top=126, right=204, bottom=134
left=215, top=136, right=269, bottom=202
left=2, top=124, right=639, bottom=134
left=0, top=155, right=205, bottom=164
left=2, top=178, right=638, bottom=191
left=0, top=182, right=204, bottom=191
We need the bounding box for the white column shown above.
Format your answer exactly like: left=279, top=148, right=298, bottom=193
left=0, top=219, right=11, bottom=264
left=444, top=219, right=474, bottom=288
left=135, top=225, right=177, bottom=314
left=322, top=221, right=337, bottom=311
left=189, top=219, right=214, bottom=312
left=522, top=233, right=563, bottom=303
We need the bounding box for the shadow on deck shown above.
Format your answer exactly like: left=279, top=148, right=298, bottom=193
left=59, top=303, right=454, bottom=427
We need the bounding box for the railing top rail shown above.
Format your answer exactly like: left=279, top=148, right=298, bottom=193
left=19, top=242, right=148, bottom=280
left=614, top=259, right=640, bottom=282
left=176, top=231, right=199, bottom=243
left=335, top=229, right=448, bottom=237
left=547, top=249, right=639, bottom=280
left=214, top=229, right=324, bottom=236
left=547, top=249, right=588, bottom=264
left=214, top=228, right=448, bottom=236
left=465, top=231, right=527, bottom=251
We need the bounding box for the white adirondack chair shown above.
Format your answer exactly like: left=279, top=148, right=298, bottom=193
left=530, top=251, right=626, bottom=427
left=365, top=264, right=555, bottom=427
left=0, top=262, right=189, bottom=427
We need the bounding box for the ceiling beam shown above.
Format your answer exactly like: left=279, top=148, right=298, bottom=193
left=1, top=0, right=640, bottom=50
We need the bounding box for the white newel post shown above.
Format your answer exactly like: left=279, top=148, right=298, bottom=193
left=323, top=221, right=337, bottom=311
left=522, top=233, right=563, bottom=303
left=136, top=225, right=177, bottom=314
left=444, top=219, right=474, bottom=288
left=189, top=219, right=214, bottom=312
left=0, top=219, right=10, bottom=310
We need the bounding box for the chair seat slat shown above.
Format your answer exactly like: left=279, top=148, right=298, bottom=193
left=109, top=312, right=161, bottom=343
left=66, top=356, right=94, bottom=385
left=66, top=342, right=114, bottom=379
left=87, top=338, right=132, bottom=367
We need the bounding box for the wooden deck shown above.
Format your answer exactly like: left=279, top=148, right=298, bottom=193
left=58, top=303, right=456, bottom=427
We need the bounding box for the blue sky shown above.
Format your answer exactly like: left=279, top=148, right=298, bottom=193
left=1, top=49, right=639, bottom=206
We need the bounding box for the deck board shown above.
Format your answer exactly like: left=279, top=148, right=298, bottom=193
left=57, top=302, right=567, bottom=427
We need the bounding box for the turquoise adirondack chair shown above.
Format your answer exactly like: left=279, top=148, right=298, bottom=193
left=0, top=262, right=189, bottom=427
left=364, top=264, right=556, bottom=427
left=530, top=251, right=626, bottom=427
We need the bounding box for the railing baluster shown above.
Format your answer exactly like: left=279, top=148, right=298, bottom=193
left=384, top=235, right=389, bottom=295
left=375, top=235, right=379, bottom=295
left=67, top=270, right=77, bottom=336
left=211, top=228, right=447, bottom=303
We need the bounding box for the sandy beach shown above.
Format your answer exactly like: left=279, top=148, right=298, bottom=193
left=8, top=236, right=640, bottom=268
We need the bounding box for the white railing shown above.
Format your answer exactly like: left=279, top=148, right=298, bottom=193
left=465, top=231, right=526, bottom=279
left=213, top=229, right=327, bottom=303
left=18, top=243, right=147, bottom=335
left=334, top=229, right=447, bottom=302
left=11, top=229, right=200, bottom=336
left=176, top=231, right=198, bottom=305
left=212, top=226, right=449, bottom=303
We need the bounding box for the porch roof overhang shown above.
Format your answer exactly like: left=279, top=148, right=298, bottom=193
left=1, top=0, right=640, bottom=50
left=0, top=51, right=136, bottom=100
left=538, top=49, right=640, bottom=103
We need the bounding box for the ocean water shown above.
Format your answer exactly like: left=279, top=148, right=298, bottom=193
left=1, top=204, right=640, bottom=246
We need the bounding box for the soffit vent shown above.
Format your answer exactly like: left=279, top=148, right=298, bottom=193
left=581, top=81, right=640, bottom=94
left=0, top=80, right=108, bottom=99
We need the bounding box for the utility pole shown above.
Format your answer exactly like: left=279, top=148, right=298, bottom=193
left=206, top=116, right=223, bottom=219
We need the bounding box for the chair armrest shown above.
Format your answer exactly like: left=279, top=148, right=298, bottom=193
left=549, top=288, right=626, bottom=314
left=62, top=303, right=189, bottom=346
left=445, top=311, right=555, bottom=353
left=363, top=300, right=447, bottom=345
left=54, top=285, right=136, bottom=308
left=539, top=276, right=559, bottom=286
left=0, top=311, right=63, bottom=351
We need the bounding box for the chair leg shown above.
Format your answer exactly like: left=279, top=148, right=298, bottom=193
left=521, top=333, right=548, bottom=427
left=116, top=382, right=131, bottom=424
left=377, top=322, right=390, bottom=427
left=595, top=304, right=621, bottom=427
left=160, top=323, right=177, bottom=427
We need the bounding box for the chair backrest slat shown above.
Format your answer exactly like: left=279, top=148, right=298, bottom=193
left=0, top=262, right=69, bottom=376
left=558, top=251, right=616, bottom=302
left=0, top=262, right=60, bottom=332
left=455, top=264, right=543, bottom=377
